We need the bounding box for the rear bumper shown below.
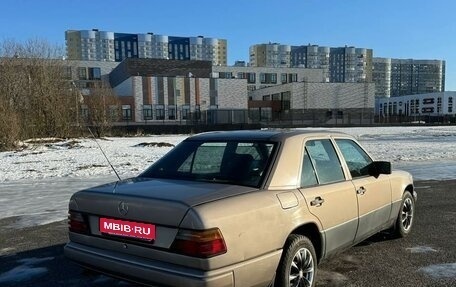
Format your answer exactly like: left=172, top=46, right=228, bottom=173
left=64, top=241, right=280, bottom=287
left=65, top=241, right=233, bottom=287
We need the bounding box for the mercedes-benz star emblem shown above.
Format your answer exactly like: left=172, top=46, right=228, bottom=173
left=118, top=201, right=129, bottom=216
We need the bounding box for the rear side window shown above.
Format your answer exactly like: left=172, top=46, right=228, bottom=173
left=305, top=139, right=345, bottom=184
left=335, top=139, right=373, bottom=178
left=301, top=149, right=318, bottom=187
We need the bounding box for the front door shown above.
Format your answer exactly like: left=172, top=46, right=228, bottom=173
left=299, top=139, right=358, bottom=256
left=334, top=139, right=392, bottom=241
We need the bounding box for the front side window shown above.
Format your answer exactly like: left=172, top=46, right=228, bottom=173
left=140, top=141, right=276, bottom=188
left=335, top=139, right=372, bottom=178
left=305, top=139, right=345, bottom=184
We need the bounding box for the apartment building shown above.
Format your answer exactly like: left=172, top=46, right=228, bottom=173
left=66, top=29, right=227, bottom=66
left=249, top=43, right=373, bottom=83
left=249, top=43, right=291, bottom=68
left=373, top=58, right=445, bottom=97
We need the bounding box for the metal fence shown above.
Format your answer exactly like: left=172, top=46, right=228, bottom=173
left=114, top=108, right=377, bottom=127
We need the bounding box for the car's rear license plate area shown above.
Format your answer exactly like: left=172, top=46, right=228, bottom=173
left=99, top=217, right=156, bottom=241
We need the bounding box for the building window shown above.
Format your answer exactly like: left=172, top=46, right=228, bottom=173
left=194, top=105, right=201, bottom=120
left=63, top=66, right=72, bottom=79
left=109, top=106, right=119, bottom=121
left=80, top=105, right=89, bottom=120
left=281, top=73, right=287, bottom=84
left=247, top=73, right=256, bottom=84
left=78, top=67, right=87, bottom=80
left=182, top=105, right=190, bottom=120
left=288, top=73, right=298, bottom=82
left=122, top=105, right=132, bottom=121
left=168, top=105, right=176, bottom=120
left=143, top=105, right=153, bottom=120
left=156, top=105, right=165, bottom=120
left=88, top=67, right=101, bottom=80
left=281, top=92, right=291, bottom=110
left=219, top=72, right=232, bottom=79
left=271, top=73, right=277, bottom=84
left=260, top=73, right=266, bottom=84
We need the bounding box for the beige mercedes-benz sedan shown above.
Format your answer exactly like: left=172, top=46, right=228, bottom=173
left=64, top=130, right=416, bottom=287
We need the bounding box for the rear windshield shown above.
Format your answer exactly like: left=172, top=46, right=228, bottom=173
left=139, top=140, right=277, bottom=188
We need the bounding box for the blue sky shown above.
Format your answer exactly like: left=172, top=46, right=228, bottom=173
left=0, top=0, right=455, bottom=89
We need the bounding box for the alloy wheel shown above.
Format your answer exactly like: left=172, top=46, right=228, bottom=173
left=289, top=247, right=315, bottom=287
left=401, top=197, right=414, bottom=231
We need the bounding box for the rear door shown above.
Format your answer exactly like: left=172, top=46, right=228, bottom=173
left=334, top=139, right=392, bottom=241
left=298, top=138, right=358, bottom=256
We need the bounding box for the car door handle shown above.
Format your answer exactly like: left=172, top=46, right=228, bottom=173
left=357, top=187, right=366, bottom=195
left=310, top=197, right=325, bottom=207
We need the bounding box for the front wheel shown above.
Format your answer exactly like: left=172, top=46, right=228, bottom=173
left=393, top=191, right=415, bottom=237
left=274, top=234, right=317, bottom=287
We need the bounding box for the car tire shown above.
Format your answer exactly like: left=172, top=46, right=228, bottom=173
left=274, top=234, right=317, bottom=287
left=393, top=191, right=415, bottom=238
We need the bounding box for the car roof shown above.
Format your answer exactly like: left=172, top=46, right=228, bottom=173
left=186, top=129, right=352, bottom=142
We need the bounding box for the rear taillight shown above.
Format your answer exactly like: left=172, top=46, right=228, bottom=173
left=170, top=228, right=227, bottom=258
left=68, top=211, right=89, bottom=234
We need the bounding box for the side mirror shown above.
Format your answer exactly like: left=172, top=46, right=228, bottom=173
left=369, top=161, right=391, bottom=178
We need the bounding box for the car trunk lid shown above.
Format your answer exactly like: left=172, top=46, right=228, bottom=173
left=71, top=177, right=256, bottom=227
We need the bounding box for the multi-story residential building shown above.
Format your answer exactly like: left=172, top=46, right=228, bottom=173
left=291, top=45, right=330, bottom=69
left=372, top=58, right=391, bottom=97
left=249, top=43, right=291, bottom=68
left=328, top=47, right=373, bottom=83
left=250, top=43, right=373, bottom=83
left=66, top=29, right=227, bottom=66
left=373, top=58, right=445, bottom=97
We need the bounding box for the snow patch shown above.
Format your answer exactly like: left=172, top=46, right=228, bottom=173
left=406, top=246, right=438, bottom=253
left=0, top=247, right=15, bottom=256
left=419, top=263, right=456, bottom=279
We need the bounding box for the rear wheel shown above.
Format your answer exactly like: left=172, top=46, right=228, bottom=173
left=275, top=234, right=317, bottom=287
left=393, top=191, right=415, bottom=237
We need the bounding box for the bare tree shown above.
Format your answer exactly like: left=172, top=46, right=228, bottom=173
left=82, top=83, right=120, bottom=137
left=0, top=97, right=20, bottom=150
left=0, top=39, right=76, bottom=149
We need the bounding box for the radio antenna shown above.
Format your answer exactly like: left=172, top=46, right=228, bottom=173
left=87, top=127, right=121, bottom=181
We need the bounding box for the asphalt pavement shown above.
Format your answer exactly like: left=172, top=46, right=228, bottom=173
left=0, top=180, right=455, bottom=287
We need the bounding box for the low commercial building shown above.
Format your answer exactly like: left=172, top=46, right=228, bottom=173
left=109, top=58, right=247, bottom=123
left=213, top=65, right=326, bottom=93
left=249, top=82, right=375, bottom=124
left=376, top=92, right=455, bottom=121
